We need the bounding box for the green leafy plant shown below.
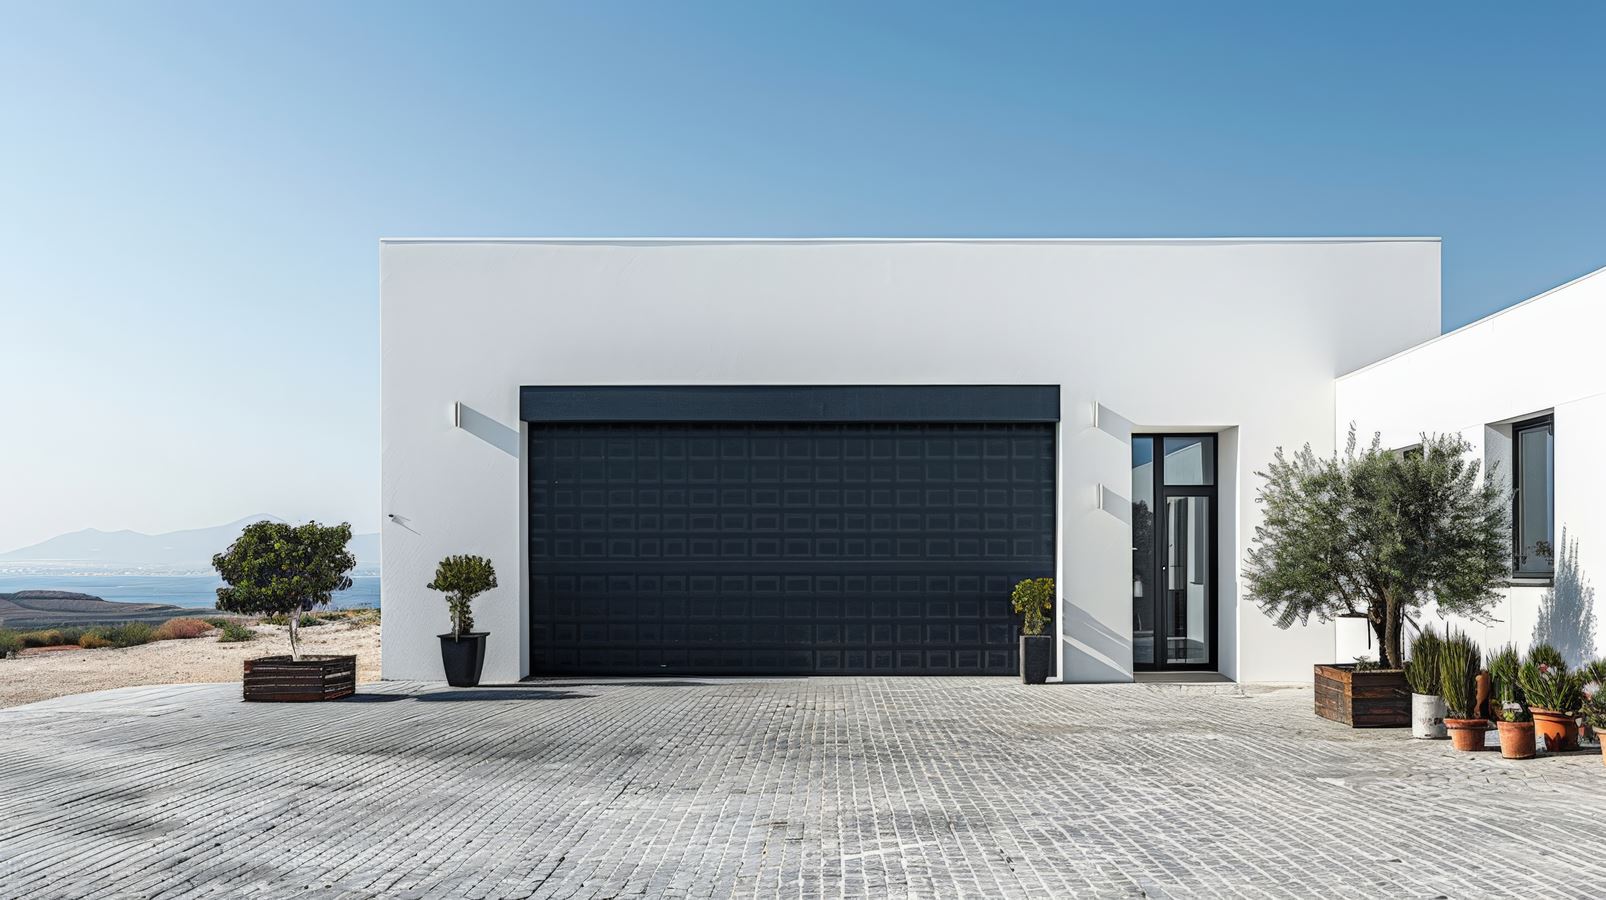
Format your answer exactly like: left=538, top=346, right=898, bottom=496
left=428, top=555, right=499, bottom=640
left=77, top=622, right=155, bottom=649
left=1583, top=658, right=1606, bottom=692
left=202, top=616, right=233, bottom=628
left=1498, top=703, right=1532, bottom=723
left=1582, top=693, right=1606, bottom=730
left=1010, top=577, right=1055, bottom=637
left=1438, top=631, right=1482, bottom=719
left=1527, top=642, right=1566, bottom=671
left=1404, top=627, right=1442, bottom=695
left=217, top=621, right=257, bottom=643
left=212, top=520, right=356, bottom=661
left=0, top=628, right=21, bottom=658
left=1244, top=429, right=1508, bottom=669
left=1518, top=659, right=1583, bottom=714
left=1352, top=656, right=1381, bottom=672
left=1486, top=644, right=1523, bottom=707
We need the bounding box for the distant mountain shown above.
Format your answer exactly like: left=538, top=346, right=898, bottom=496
left=0, top=516, right=379, bottom=572
left=0, top=590, right=219, bottom=629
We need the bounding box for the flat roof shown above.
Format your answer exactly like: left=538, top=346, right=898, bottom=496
left=1339, top=261, right=1606, bottom=380
left=380, top=236, right=1441, bottom=245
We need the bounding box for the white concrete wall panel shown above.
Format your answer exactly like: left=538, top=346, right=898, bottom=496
left=384, top=239, right=1441, bottom=683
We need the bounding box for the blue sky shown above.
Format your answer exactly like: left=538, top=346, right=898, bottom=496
left=2, top=2, right=1603, bottom=551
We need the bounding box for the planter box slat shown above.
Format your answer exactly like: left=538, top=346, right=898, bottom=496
left=1314, top=664, right=1409, bottom=728
left=243, top=655, right=356, bottom=702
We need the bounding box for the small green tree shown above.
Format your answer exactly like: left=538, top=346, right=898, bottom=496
left=1011, top=577, right=1054, bottom=636
left=1244, top=428, right=1508, bottom=669
left=428, top=555, right=498, bottom=640
left=212, top=520, right=356, bottom=661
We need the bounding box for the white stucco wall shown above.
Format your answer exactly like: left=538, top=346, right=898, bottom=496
left=1336, top=265, right=1606, bottom=662
left=382, top=238, right=1441, bottom=684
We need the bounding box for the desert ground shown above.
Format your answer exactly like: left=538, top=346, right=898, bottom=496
left=0, top=618, right=380, bottom=708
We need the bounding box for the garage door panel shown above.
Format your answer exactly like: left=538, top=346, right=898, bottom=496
left=529, top=421, right=1054, bottom=676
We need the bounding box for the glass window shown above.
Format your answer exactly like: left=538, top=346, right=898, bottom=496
left=1161, top=436, right=1214, bottom=485
left=1131, top=437, right=1155, bottom=665
left=1513, top=416, right=1554, bottom=578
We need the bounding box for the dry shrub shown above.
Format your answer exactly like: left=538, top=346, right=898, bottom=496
left=154, top=617, right=213, bottom=640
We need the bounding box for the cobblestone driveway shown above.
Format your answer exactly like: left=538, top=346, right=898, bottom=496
left=1, top=678, right=1603, bottom=898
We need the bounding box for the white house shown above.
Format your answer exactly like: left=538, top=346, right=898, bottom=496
left=1336, top=264, right=1606, bottom=666
left=380, top=237, right=1453, bottom=685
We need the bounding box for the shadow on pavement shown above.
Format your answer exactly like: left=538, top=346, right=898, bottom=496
left=521, top=680, right=715, bottom=688
left=414, top=688, right=591, bottom=702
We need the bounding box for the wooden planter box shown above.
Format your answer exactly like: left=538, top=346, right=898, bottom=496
left=243, top=655, right=356, bottom=702
left=1314, top=663, right=1410, bottom=727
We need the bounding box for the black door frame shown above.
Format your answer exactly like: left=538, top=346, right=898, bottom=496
left=1132, top=433, right=1219, bottom=673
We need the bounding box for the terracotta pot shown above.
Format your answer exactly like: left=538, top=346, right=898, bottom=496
left=1496, top=719, right=1536, bottom=759
left=1531, top=707, right=1580, bottom=752
left=1444, top=717, right=1489, bottom=752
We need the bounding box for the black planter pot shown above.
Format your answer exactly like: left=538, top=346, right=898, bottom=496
left=1019, top=634, right=1052, bottom=684
left=438, top=633, right=488, bottom=687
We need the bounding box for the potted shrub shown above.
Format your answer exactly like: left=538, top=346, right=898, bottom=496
left=1011, top=577, right=1053, bottom=685
left=1440, top=631, right=1488, bottom=751
left=1495, top=704, right=1536, bottom=760
left=1582, top=658, right=1606, bottom=745
left=212, top=520, right=357, bottom=702
left=1405, top=628, right=1446, bottom=739
left=1582, top=692, right=1606, bottom=767
left=1518, top=655, right=1583, bottom=752
left=1489, top=645, right=1534, bottom=759
left=1244, top=430, right=1508, bottom=728
left=429, top=554, right=498, bottom=687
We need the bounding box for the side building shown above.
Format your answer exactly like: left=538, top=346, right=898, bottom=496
left=1336, top=264, right=1606, bottom=664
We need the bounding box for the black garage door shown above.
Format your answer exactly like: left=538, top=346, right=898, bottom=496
left=527, top=419, right=1055, bottom=676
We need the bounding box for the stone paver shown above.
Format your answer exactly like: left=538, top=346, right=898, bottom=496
left=1, top=678, right=1603, bottom=898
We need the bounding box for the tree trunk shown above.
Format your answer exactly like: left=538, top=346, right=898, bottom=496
left=1382, top=594, right=1402, bottom=669
left=1368, top=609, right=1388, bottom=665
left=287, top=611, right=300, bottom=662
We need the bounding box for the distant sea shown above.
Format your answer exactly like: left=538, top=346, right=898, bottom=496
left=0, top=574, right=380, bottom=609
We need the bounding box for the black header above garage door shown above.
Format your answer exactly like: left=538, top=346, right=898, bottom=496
left=521, top=385, right=1061, bottom=424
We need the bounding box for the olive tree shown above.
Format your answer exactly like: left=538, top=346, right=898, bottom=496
left=212, top=520, right=356, bottom=661
left=1244, top=428, right=1508, bottom=669
left=428, top=555, right=498, bottom=639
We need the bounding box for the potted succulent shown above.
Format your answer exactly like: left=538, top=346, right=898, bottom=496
left=1404, top=628, right=1446, bottom=739
left=1581, top=658, right=1606, bottom=745
left=429, top=554, right=498, bottom=687
left=1582, top=692, right=1606, bottom=767
left=212, top=520, right=358, bottom=702
left=1011, top=577, right=1054, bottom=685
left=1488, top=645, right=1534, bottom=759
left=1439, top=630, right=1488, bottom=751
left=1518, top=654, right=1583, bottom=752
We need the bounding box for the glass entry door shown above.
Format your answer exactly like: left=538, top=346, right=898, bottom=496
left=1132, top=434, right=1217, bottom=671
